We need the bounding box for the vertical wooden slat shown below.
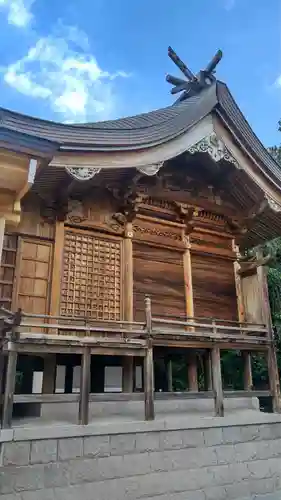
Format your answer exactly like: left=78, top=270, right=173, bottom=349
left=203, top=350, right=213, bottom=391
left=144, top=296, right=154, bottom=420
left=42, top=355, right=56, bottom=394
left=2, top=347, right=17, bottom=428
left=79, top=348, right=91, bottom=425
left=243, top=351, right=253, bottom=391
left=232, top=241, right=246, bottom=324
left=211, top=347, right=224, bottom=417
left=183, top=236, right=194, bottom=318
left=0, top=217, right=6, bottom=263
left=50, top=220, right=65, bottom=316
left=256, top=251, right=281, bottom=413
left=187, top=351, right=198, bottom=391
left=122, top=222, right=134, bottom=392
left=167, top=358, right=173, bottom=392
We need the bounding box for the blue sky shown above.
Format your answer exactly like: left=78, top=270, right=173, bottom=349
left=0, top=0, right=280, bottom=147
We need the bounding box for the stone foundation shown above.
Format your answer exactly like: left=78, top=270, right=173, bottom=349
left=1, top=413, right=281, bottom=499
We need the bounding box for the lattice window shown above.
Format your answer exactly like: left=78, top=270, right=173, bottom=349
left=0, top=234, right=17, bottom=310
left=61, top=230, right=122, bottom=320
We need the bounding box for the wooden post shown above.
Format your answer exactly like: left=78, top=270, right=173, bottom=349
left=256, top=251, right=281, bottom=413
left=2, top=347, right=18, bottom=428
left=167, top=358, right=173, bottom=392
left=187, top=351, right=198, bottom=391
left=0, top=217, right=6, bottom=263
left=203, top=350, right=213, bottom=391
left=233, top=241, right=246, bottom=324
left=79, top=348, right=91, bottom=425
left=243, top=351, right=253, bottom=391
left=144, top=296, right=154, bottom=420
left=211, top=347, right=224, bottom=417
left=50, top=220, right=64, bottom=316
left=42, top=355, right=56, bottom=394
left=183, top=237, right=194, bottom=318
left=122, top=222, right=134, bottom=392
left=122, top=357, right=134, bottom=392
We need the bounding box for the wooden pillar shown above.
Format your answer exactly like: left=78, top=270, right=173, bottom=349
left=243, top=351, right=253, bottom=391
left=211, top=347, right=224, bottom=417
left=2, top=347, right=18, bottom=428
left=122, top=357, right=134, bottom=392
left=183, top=236, right=194, bottom=318
left=256, top=251, right=281, bottom=413
left=167, top=358, right=173, bottom=392
left=79, top=348, right=91, bottom=425
left=144, top=296, right=154, bottom=420
left=122, top=222, right=134, bottom=392
left=42, top=355, right=56, bottom=394
left=0, top=216, right=6, bottom=263
left=50, top=220, right=64, bottom=316
left=187, top=351, right=198, bottom=391
left=203, top=350, right=213, bottom=391
left=233, top=241, right=246, bottom=324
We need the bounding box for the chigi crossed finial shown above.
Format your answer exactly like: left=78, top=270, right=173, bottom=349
left=166, top=46, right=223, bottom=103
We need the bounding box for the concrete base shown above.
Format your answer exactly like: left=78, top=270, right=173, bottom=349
left=1, top=412, right=281, bottom=499
left=39, top=396, right=260, bottom=425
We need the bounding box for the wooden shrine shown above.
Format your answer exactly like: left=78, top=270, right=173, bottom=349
left=0, top=47, right=281, bottom=427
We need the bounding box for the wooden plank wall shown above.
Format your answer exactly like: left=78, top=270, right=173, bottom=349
left=192, top=253, right=238, bottom=320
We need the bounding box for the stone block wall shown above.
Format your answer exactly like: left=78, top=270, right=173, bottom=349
left=1, top=415, right=281, bottom=499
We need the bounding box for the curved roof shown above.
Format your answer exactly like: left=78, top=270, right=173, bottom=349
left=0, top=80, right=281, bottom=185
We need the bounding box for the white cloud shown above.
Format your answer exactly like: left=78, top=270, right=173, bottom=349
left=3, top=27, right=131, bottom=122
left=0, top=0, right=34, bottom=27
left=275, top=75, right=281, bottom=88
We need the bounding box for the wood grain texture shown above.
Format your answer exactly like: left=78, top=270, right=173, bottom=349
left=192, top=253, right=238, bottom=320
left=0, top=233, right=17, bottom=310
left=15, top=238, right=52, bottom=315
left=133, top=243, right=186, bottom=321
left=61, top=229, right=122, bottom=320
left=50, top=221, right=64, bottom=316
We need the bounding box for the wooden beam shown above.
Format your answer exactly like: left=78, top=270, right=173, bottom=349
left=78, top=347, right=91, bottom=425
left=167, top=358, right=173, bottom=392
left=49, top=220, right=64, bottom=316
left=122, top=222, right=134, bottom=392
left=144, top=339, right=154, bottom=420
left=2, top=348, right=18, bottom=428
left=144, top=296, right=154, bottom=420
left=243, top=351, right=253, bottom=391
left=187, top=351, right=198, bottom=391
left=256, top=250, right=281, bottom=412
left=183, top=236, right=194, bottom=318
left=233, top=242, right=246, bottom=323
left=42, top=354, right=56, bottom=394
left=203, top=350, right=213, bottom=391
left=211, top=347, right=224, bottom=417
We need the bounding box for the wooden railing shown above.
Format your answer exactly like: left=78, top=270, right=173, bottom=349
left=0, top=299, right=273, bottom=429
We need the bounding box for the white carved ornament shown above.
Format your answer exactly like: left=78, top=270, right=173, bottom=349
left=65, top=166, right=101, bottom=181
left=265, top=195, right=281, bottom=213
left=188, top=133, right=239, bottom=168
left=136, top=162, right=164, bottom=176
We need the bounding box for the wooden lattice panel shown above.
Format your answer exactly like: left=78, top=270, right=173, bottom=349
left=61, top=230, right=122, bottom=320
left=0, top=234, right=17, bottom=309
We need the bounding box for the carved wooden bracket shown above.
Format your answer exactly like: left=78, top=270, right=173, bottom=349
left=188, top=133, right=239, bottom=168
left=238, top=253, right=273, bottom=276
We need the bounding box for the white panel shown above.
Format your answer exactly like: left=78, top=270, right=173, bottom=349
left=72, top=365, right=81, bottom=393
left=135, top=365, right=143, bottom=389
left=32, top=371, right=43, bottom=394
left=55, top=365, right=66, bottom=393
left=104, top=366, right=122, bottom=393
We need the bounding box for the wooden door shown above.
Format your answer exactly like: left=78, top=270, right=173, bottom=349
left=133, top=243, right=186, bottom=321
left=241, top=272, right=263, bottom=324
left=0, top=233, right=17, bottom=310
left=15, top=238, right=52, bottom=314
left=60, top=229, right=122, bottom=320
